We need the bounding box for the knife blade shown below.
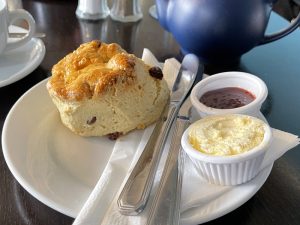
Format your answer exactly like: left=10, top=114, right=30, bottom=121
left=117, top=54, right=199, bottom=215
left=146, top=67, right=203, bottom=225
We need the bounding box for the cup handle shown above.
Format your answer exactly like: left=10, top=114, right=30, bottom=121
left=6, top=9, right=36, bottom=51
left=259, top=12, right=300, bottom=45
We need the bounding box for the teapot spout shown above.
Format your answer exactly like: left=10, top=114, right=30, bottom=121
left=155, top=0, right=170, bottom=31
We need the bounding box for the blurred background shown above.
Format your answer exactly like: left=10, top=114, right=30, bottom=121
left=274, top=0, right=300, bottom=20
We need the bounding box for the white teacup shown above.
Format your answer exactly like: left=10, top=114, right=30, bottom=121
left=0, top=0, right=35, bottom=54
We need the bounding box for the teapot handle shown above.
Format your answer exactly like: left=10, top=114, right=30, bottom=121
left=259, top=12, right=300, bottom=45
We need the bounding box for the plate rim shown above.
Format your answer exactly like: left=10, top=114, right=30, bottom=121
left=1, top=78, right=77, bottom=217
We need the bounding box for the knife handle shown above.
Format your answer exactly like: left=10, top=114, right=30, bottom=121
left=117, top=102, right=178, bottom=215
left=146, top=118, right=189, bottom=225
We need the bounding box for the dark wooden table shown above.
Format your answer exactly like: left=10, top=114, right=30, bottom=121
left=1, top=0, right=300, bottom=224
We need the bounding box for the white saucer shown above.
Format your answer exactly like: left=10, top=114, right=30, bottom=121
left=0, top=26, right=46, bottom=88
left=2, top=78, right=273, bottom=225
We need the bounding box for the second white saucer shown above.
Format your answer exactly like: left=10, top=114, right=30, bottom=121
left=0, top=25, right=46, bottom=88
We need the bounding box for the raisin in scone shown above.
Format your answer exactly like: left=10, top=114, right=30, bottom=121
left=47, top=40, right=170, bottom=138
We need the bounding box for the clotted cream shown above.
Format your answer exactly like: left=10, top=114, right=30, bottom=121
left=188, top=114, right=265, bottom=156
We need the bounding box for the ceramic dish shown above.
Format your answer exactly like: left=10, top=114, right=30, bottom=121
left=2, top=78, right=273, bottom=225
left=181, top=114, right=272, bottom=185
left=190, top=72, right=268, bottom=118
left=0, top=25, right=45, bottom=87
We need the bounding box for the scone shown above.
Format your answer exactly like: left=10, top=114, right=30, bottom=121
left=47, top=40, right=170, bottom=138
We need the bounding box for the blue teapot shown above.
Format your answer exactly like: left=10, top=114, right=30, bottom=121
left=156, top=0, right=300, bottom=64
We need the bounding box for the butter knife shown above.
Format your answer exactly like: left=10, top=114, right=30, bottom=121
left=146, top=75, right=203, bottom=225
left=117, top=54, right=199, bottom=215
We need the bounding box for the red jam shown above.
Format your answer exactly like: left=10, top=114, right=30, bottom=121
left=199, top=87, right=256, bottom=109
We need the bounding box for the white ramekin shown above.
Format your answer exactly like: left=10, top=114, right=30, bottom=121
left=181, top=114, right=272, bottom=186
left=190, top=72, right=268, bottom=118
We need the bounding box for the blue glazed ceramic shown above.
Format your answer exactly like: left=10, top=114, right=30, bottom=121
left=156, top=0, right=300, bottom=64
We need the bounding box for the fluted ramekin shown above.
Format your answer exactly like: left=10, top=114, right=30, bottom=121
left=181, top=114, right=272, bottom=185
left=190, top=72, right=268, bottom=118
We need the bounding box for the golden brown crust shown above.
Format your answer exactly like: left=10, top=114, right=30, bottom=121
left=47, top=40, right=170, bottom=137
left=47, top=40, right=138, bottom=101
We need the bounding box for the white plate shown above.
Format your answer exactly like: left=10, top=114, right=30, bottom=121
left=2, top=79, right=273, bottom=225
left=0, top=25, right=46, bottom=87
